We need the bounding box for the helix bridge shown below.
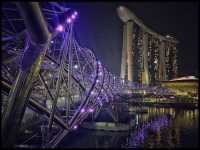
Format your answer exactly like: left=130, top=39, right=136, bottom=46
left=1, top=2, right=174, bottom=148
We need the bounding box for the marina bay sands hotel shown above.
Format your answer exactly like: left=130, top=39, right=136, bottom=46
left=117, top=6, right=178, bottom=85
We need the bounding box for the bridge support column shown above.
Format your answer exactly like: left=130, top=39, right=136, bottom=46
left=2, top=2, right=50, bottom=147
left=159, top=41, right=166, bottom=81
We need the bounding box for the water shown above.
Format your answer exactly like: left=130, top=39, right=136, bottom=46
left=128, top=107, right=199, bottom=148
left=58, top=106, right=199, bottom=148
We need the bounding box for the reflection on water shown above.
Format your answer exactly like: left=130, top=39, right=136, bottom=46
left=132, top=107, right=199, bottom=148
left=59, top=107, right=199, bottom=148
left=129, top=115, right=170, bottom=147
left=58, top=128, right=128, bottom=148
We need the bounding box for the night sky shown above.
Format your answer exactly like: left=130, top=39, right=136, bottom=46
left=63, top=2, right=198, bottom=78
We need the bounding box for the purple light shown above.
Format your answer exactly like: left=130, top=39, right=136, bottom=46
left=74, top=11, right=78, bottom=16
left=81, top=108, right=85, bottom=113
left=74, top=64, right=78, bottom=69
left=67, top=18, right=72, bottom=23
left=73, top=125, right=78, bottom=129
left=71, top=14, right=76, bottom=19
left=129, top=116, right=169, bottom=147
left=88, top=108, right=94, bottom=113
left=100, top=102, right=103, bottom=106
left=56, top=25, right=64, bottom=32
left=50, top=40, right=54, bottom=44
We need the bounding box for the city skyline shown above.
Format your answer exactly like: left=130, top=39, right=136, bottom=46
left=65, top=2, right=198, bottom=78
left=1, top=2, right=198, bottom=148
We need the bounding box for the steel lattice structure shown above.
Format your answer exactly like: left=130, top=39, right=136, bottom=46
left=1, top=2, right=175, bottom=148
left=1, top=2, right=127, bottom=147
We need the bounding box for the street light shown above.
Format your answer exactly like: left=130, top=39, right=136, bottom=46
left=67, top=18, right=72, bottom=23
left=56, top=24, right=64, bottom=32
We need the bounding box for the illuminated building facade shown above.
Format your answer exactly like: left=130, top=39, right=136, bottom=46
left=118, top=6, right=178, bottom=85
left=161, top=76, right=198, bottom=99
